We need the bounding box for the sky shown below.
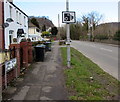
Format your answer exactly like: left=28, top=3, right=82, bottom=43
left=14, top=0, right=119, bottom=27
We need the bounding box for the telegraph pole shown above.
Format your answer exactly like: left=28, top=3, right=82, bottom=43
left=58, top=14, right=61, bottom=40
left=66, top=0, right=71, bottom=68
left=91, top=18, right=94, bottom=41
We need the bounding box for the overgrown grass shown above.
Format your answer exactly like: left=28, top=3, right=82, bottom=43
left=61, top=47, right=119, bottom=100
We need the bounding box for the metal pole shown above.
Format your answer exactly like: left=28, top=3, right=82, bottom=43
left=5, top=62, right=7, bottom=89
left=66, top=0, right=71, bottom=68
left=4, top=52, right=8, bottom=89
left=58, top=14, right=61, bottom=40
left=91, top=18, right=94, bottom=41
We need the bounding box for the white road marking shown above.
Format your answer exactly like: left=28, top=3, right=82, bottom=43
left=100, top=48, right=112, bottom=52
left=90, top=45, right=96, bottom=47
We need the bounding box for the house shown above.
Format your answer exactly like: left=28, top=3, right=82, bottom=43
left=0, top=0, right=31, bottom=90
left=3, top=0, right=28, bottom=49
left=28, top=21, right=43, bottom=42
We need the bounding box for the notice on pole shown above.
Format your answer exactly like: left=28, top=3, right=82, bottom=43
left=62, top=11, right=76, bottom=23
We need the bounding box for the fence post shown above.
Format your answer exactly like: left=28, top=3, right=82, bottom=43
left=28, top=42, right=33, bottom=63
left=20, top=42, right=28, bottom=68
left=10, top=44, right=21, bottom=77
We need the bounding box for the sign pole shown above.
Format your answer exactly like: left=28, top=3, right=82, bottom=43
left=66, top=0, right=71, bottom=68
left=58, top=14, right=60, bottom=39
left=5, top=62, right=7, bottom=89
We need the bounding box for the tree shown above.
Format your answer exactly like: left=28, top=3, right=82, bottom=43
left=88, top=11, right=103, bottom=30
left=81, top=11, right=102, bottom=41
left=51, top=27, right=58, bottom=36
left=82, top=15, right=89, bottom=32
left=59, top=26, right=66, bottom=40
left=42, top=25, right=46, bottom=32
left=88, top=11, right=102, bottom=41
left=31, top=18, right=40, bottom=28
left=70, top=22, right=83, bottom=40
left=113, top=30, right=120, bottom=41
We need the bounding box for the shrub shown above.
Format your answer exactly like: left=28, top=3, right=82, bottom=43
left=42, top=31, right=51, bottom=37
left=59, top=40, right=65, bottom=45
left=113, top=31, right=120, bottom=41
left=21, top=38, right=27, bottom=42
left=13, top=38, right=17, bottom=42
left=94, top=35, right=108, bottom=40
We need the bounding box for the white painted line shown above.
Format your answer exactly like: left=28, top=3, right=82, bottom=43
left=100, top=48, right=113, bottom=52
left=90, top=45, right=96, bottom=47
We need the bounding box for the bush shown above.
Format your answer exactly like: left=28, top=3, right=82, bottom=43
left=21, top=38, right=27, bottom=42
left=94, top=35, right=108, bottom=40
left=59, top=40, right=65, bottom=45
left=32, top=41, right=39, bottom=46
left=42, top=31, right=51, bottom=37
left=113, top=31, right=120, bottom=41
left=79, top=35, right=88, bottom=40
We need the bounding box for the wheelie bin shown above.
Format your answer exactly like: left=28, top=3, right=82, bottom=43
left=34, top=44, right=46, bottom=62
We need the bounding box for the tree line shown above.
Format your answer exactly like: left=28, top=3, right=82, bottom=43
left=59, top=11, right=120, bottom=42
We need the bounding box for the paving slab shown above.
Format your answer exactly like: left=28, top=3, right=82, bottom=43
left=3, top=41, right=68, bottom=101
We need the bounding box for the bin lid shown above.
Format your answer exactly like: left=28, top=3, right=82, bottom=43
left=35, top=44, right=46, bottom=48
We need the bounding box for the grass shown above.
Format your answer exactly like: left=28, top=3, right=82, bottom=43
left=61, top=47, right=120, bottom=100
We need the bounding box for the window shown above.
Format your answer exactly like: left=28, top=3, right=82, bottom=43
left=9, top=30, right=14, bottom=44
left=24, top=16, right=26, bottom=26
left=16, top=11, right=19, bottom=23
left=19, top=13, right=21, bottom=24
left=9, top=6, right=12, bottom=18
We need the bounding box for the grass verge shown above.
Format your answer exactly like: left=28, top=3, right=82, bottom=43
left=61, top=47, right=120, bottom=100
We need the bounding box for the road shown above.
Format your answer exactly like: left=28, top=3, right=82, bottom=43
left=71, top=40, right=119, bottom=80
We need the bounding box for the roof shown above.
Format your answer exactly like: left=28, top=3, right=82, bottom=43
left=36, top=18, right=54, bottom=28
left=8, top=2, right=28, bottom=17
left=28, top=21, right=36, bottom=27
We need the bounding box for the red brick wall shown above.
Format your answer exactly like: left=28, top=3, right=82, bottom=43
left=10, top=44, right=21, bottom=76
left=20, top=42, right=28, bottom=68
left=0, top=1, right=5, bottom=50
left=28, top=42, right=33, bottom=63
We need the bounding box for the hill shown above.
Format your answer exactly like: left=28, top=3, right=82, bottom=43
left=29, top=16, right=54, bottom=29
left=94, top=22, right=120, bottom=36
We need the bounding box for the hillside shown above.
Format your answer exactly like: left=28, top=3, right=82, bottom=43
left=29, top=16, right=54, bottom=29
left=94, top=22, right=120, bottom=36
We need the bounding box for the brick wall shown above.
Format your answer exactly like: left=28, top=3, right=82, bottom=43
left=0, top=1, right=5, bottom=50
left=0, top=1, right=4, bottom=100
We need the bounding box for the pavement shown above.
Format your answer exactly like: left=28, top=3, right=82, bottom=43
left=3, top=41, right=68, bottom=101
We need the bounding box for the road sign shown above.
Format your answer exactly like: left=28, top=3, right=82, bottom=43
left=62, top=11, right=76, bottom=23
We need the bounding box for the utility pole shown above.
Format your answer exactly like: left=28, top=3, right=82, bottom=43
left=58, top=14, right=61, bottom=40
left=66, top=0, right=71, bottom=68
left=91, top=18, right=94, bottom=41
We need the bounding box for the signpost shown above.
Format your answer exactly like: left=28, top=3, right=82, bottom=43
left=5, top=58, right=17, bottom=88
left=62, top=11, right=76, bottom=23
left=62, top=0, right=76, bottom=68
left=5, top=58, right=17, bottom=72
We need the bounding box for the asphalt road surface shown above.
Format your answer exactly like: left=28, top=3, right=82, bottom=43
left=71, top=40, right=119, bottom=80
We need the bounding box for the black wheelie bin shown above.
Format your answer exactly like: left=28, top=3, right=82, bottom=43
left=34, top=44, right=46, bottom=62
